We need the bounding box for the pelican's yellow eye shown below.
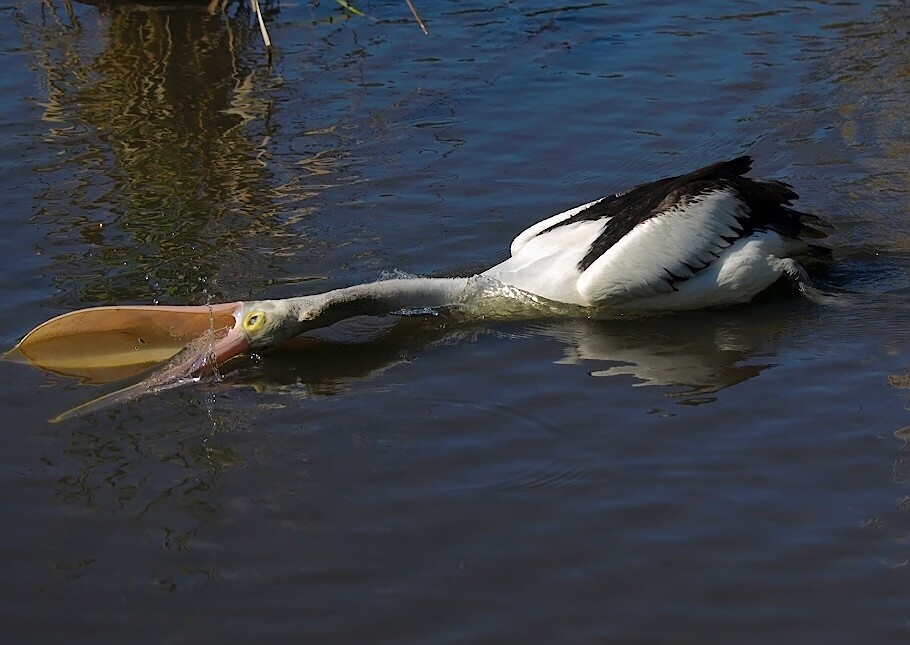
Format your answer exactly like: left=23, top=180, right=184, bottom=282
left=243, top=310, right=266, bottom=332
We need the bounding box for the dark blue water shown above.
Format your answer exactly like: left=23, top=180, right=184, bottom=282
left=3, top=0, right=910, bottom=641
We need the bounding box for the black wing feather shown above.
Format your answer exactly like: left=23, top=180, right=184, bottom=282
left=544, top=155, right=826, bottom=272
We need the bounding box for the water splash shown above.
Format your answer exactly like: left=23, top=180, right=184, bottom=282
left=51, top=333, right=220, bottom=423
left=453, top=275, right=593, bottom=321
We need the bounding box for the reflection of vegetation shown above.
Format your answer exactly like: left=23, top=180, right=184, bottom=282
left=821, top=5, right=910, bottom=252
left=17, top=1, right=317, bottom=305
left=829, top=7, right=909, bottom=155
left=15, top=0, right=423, bottom=551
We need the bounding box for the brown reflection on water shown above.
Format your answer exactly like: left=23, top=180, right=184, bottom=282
left=18, top=1, right=339, bottom=305
left=818, top=4, right=910, bottom=254
left=830, top=5, right=910, bottom=163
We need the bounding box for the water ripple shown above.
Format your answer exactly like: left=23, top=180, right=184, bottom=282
left=379, top=394, right=607, bottom=499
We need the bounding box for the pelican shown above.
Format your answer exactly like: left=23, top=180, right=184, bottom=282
left=8, top=155, right=828, bottom=397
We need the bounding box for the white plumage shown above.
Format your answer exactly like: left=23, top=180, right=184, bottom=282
left=484, top=156, right=826, bottom=310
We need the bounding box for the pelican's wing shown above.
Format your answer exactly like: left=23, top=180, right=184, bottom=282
left=509, top=197, right=605, bottom=256
left=509, top=158, right=751, bottom=259
left=496, top=155, right=825, bottom=307
left=576, top=187, right=752, bottom=304
left=535, top=155, right=824, bottom=305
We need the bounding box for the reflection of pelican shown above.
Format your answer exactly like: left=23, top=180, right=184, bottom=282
left=10, top=156, right=828, bottom=416
left=163, top=309, right=788, bottom=405
left=542, top=315, right=777, bottom=399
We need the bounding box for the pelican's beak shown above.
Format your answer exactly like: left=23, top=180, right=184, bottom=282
left=48, top=317, right=253, bottom=423
left=5, top=301, right=247, bottom=383
left=41, top=303, right=255, bottom=422
left=103, top=310, right=253, bottom=394
left=196, top=312, right=252, bottom=374
left=5, top=300, right=268, bottom=421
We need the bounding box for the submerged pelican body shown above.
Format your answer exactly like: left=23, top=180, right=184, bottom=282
left=8, top=155, right=828, bottom=416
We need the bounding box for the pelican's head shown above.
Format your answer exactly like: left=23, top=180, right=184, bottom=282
left=235, top=299, right=305, bottom=350
left=206, top=299, right=306, bottom=367
left=6, top=296, right=321, bottom=412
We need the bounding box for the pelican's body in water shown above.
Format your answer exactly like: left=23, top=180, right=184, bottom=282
left=223, top=155, right=826, bottom=359
left=9, top=155, right=828, bottom=414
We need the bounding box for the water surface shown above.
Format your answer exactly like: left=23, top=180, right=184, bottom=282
left=3, top=0, right=910, bottom=641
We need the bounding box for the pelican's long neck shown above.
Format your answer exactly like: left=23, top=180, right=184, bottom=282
left=290, top=277, right=473, bottom=331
